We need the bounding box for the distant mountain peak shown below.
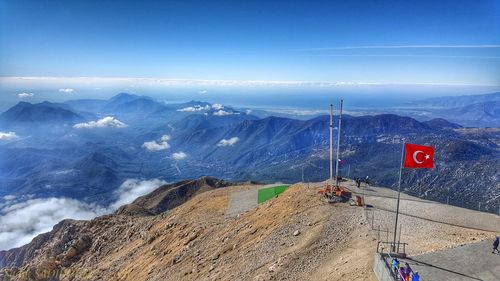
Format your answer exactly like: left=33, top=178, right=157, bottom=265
left=423, top=118, right=462, bottom=130
left=0, top=101, right=84, bottom=128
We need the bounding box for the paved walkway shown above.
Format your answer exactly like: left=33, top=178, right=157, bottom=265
left=226, top=183, right=286, bottom=217
left=389, top=240, right=500, bottom=280
left=345, top=180, right=500, bottom=233
left=226, top=189, right=259, bottom=217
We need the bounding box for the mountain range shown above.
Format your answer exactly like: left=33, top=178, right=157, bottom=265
left=0, top=93, right=498, bottom=215
left=403, top=92, right=500, bottom=127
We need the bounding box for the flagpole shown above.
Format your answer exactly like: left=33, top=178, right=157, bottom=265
left=335, top=99, right=343, bottom=187
left=329, top=104, right=333, bottom=182
left=392, top=142, right=405, bottom=253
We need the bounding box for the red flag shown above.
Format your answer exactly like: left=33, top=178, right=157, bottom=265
left=403, top=143, right=434, bottom=168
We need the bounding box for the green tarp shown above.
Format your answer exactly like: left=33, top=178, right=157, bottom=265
left=257, top=185, right=290, bottom=204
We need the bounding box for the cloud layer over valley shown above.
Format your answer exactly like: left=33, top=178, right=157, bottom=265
left=0, top=198, right=107, bottom=250
left=0, top=179, right=166, bottom=251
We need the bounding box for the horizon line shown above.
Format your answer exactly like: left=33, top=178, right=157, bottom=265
left=1, top=76, right=499, bottom=87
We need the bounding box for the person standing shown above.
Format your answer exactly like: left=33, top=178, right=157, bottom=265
left=412, top=272, right=420, bottom=281
left=403, top=263, right=411, bottom=281
left=392, top=258, right=400, bottom=277
left=493, top=236, right=499, bottom=254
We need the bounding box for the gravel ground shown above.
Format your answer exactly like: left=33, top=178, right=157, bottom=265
left=344, top=179, right=500, bottom=255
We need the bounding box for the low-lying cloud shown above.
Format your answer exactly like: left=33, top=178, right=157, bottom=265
left=110, top=178, right=167, bottom=210
left=0, top=131, right=18, bottom=141
left=172, top=151, right=187, bottom=160
left=0, top=178, right=166, bottom=251
left=59, top=88, right=74, bottom=94
left=213, top=110, right=235, bottom=116
left=177, top=105, right=210, bottom=112
left=142, top=134, right=171, bottom=151
left=218, top=137, right=240, bottom=146
left=73, top=116, right=127, bottom=129
left=0, top=198, right=107, bottom=250
left=211, top=103, right=224, bottom=110
left=18, top=92, right=34, bottom=99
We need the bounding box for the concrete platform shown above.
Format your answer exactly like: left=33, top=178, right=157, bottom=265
left=226, top=189, right=258, bottom=217
left=387, top=240, right=500, bottom=280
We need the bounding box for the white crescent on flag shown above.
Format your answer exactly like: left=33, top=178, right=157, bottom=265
left=412, top=150, right=425, bottom=164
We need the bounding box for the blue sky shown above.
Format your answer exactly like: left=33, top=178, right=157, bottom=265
left=0, top=0, right=499, bottom=86
left=1, top=0, right=499, bottom=110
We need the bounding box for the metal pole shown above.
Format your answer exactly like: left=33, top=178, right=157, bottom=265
left=392, top=142, right=405, bottom=252
left=446, top=196, right=449, bottom=205
left=329, top=104, right=333, bottom=182
left=398, top=224, right=402, bottom=245
left=335, top=99, right=343, bottom=186
left=347, top=164, right=351, bottom=178
left=479, top=202, right=481, bottom=211
left=302, top=166, right=304, bottom=183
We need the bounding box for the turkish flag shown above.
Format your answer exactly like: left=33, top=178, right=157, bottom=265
left=403, top=143, right=434, bottom=168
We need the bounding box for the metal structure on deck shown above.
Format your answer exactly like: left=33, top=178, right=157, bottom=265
left=319, top=100, right=352, bottom=203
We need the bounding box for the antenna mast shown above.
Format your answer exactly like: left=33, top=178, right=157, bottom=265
left=329, top=104, right=333, bottom=181
left=335, top=99, right=343, bottom=186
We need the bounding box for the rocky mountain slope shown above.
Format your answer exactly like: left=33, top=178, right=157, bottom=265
left=1, top=176, right=497, bottom=281
left=0, top=177, right=376, bottom=281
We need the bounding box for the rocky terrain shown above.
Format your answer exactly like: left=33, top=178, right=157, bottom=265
left=0, top=177, right=377, bottom=281
left=1, top=177, right=498, bottom=281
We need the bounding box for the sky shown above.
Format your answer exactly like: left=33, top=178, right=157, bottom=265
left=0, top=0, right=499, bottom=107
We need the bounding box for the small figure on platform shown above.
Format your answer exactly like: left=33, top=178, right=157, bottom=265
left=493, top=236, right=499, bottom=254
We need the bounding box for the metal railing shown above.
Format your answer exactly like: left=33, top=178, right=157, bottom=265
left=377, top=241, right=407, bottom=256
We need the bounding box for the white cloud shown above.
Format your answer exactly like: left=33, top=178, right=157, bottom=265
left=0, top=177, right=167, bottom=251
left=59, top=88, right=74, bottom=94
left=218, top=137, right=240, bottom=147
left=0, top=131, right=18, bottom=141
left=211, top=103, right=224, bottom=110
left=213, top=110, right=234, bottom=116
left=110, top=178, right=166, bottom=210
left=3, top=195, right=16, bottom=201
left=142, top=141, right=170, bottom=151
left=198, top=90, right=208, bottom=94
left=296, top=44, right=500, bottom=51
left=177, top=105, right=211, bottom=112
left=17, top=92, right=34, bottom=99
left=142, top=134, right=171, bottom=151
left=73, top=116, right=127, bottom=129
left=0, top=198, right=107, bottom=250
left=172, top=151, right=187, bottom=160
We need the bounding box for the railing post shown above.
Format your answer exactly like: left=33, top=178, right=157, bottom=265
left=372, top=210, right=375, bottom=228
